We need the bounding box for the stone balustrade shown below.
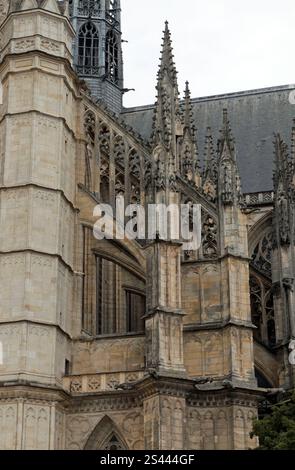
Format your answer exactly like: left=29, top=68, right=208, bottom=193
left=63, top=371, right=145, bottom=394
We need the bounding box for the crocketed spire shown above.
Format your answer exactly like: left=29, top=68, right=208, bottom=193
left=273, top=132, right=293, bottom=247
left=151, top=22, right=181, bottom=150
left=273, top=133, right=290, bottom=193
left=157, top=21, right=178, bottom=88
left=217, top=109, right=242, bottom=205
left=180, top=81, right=200, bottom=184
left=183, top=81, right=194, bottom=133
left=217, top=108, right=236, bottom=159
left=149, top=22, right=183, bottom=196
left=203, top=127, right=217, bottom=183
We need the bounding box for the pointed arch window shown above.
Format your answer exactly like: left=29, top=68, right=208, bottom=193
left=84, top=416, right=128, bottom=450
left=251, top=231, right=272, bottom=278
left=250, top=225, right=276, bottom=349
left=105, top=30, right=119, bottom=84
left=102, top=434, right=125, bottom=450
left=95, top=256, right=146, bottom=336
left=250, top=276, right=263, bottom=342
left=78, top=22, right=99, bottom=75
left=250, top=274, right=276, bottom=348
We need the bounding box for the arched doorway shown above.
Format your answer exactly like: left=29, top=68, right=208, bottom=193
left=84, top=416, right=129, bottom=450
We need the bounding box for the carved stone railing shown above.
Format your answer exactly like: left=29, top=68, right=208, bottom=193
left=63, top=371, right=145, bottom=394
left=243, top=191, right=274, bottom=206
left=78, top=1, right=101, bottom=18
left=76, top=65, right=100, bottom=76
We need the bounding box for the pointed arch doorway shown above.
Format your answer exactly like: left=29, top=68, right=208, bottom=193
left=84, top=416, right=129, bottom=450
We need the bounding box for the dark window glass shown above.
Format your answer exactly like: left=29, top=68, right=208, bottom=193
left=105, top=30, right=119, bottom=84
left=126, top=290, right=145, bottom=333
left=78, top=22, right=99, bottom=75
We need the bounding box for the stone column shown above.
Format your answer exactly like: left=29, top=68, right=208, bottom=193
left=144, top=394, right=185, bottom=450
left=144, top=239, right=186, bottom=377
left=0, top=1, right=78, bottom=448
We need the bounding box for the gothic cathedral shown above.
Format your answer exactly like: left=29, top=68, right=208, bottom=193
left=0, top=0, right=294, bottom=450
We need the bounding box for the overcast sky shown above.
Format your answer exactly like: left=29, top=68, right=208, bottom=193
left=121, top=0, right=295, bottom=108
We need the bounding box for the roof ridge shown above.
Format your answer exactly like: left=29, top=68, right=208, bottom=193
left=122, top=83, right=295, bottom=114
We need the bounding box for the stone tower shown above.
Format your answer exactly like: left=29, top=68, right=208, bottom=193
left=0, top=0, right=78, bottom=449
left=1, top=0, right=291, bottom=452
left=69, top=0, right=123, bottom=113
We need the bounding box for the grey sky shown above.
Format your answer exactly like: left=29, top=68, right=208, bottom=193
left=121, top=0, right=295, bottom=108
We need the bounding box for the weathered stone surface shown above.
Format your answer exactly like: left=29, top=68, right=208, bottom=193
left=0, top=1, right=293, bottom=451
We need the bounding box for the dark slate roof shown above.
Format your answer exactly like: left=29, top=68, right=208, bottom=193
left=121, top=85, right=295, bottom=194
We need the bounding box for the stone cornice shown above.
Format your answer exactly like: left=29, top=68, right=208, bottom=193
left=64, top=375, right=264, bottom=413
left=219, top=249, right=251, bottom=263
left=187, top=388, right=262, bottom=408
left=5, top=7, right=75, bottom=36
left=143, top=307, right=185, bottom=320
left=72, top=332, right=145, bottom=343
left=0, top=50, right=82, bottom=99
left=0, top=33, right=73, bottom=64
left=0, top=319, right=72, bottom=341
left=67, top=392, right=141, bottom=413
left=0, top=182, right=79, bottom=213
left=184, top=319, right=255, bottom=333
left=0, top=109, right=77, bottom=141
left=0, top=248, right=75, bottom=275
left=0, top=374, right=263, bottom=414
left=0, top=383, right=70, bottom=404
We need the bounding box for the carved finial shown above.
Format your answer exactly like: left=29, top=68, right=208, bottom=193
left=201, top=127, right=217, bottom=202
left=9, top=0, right=22, bottom=13
left=273, top=133, right=290, bottom=192
left=157, top=20, right=178, bottom=88
left=182, top=81, right=196, bottom=141
left=217, top=110, right=242, bottom=205
left=203, top=127, right=217, bottom=183
left=150, top=22, right=183, bottom=195
left=151, top=21, right=180, bottom=151
left=273, top=133, right=291, bottom=246
left=217, top=108, right=235, bottom=158
left=58, top=0, right=70, bottom=17
left=179, top=81, right=200, bottom=184
left=183, top=81, right=194, bottom=132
